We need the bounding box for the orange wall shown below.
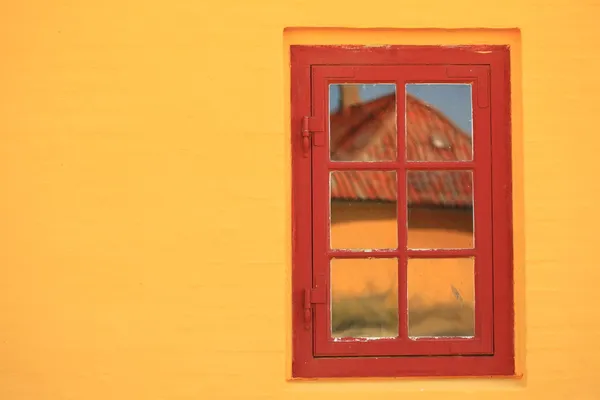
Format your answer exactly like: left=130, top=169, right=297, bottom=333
left=1, top=1, right=599, bottom=399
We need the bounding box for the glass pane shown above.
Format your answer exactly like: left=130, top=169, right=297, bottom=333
left=407, top=257, right=475, bottom=338
left=331, top=258, right=398, bottom=338
left=329, top=83, right=397, bottom=162
left=331, top=170, right=397, bottom=250
left=406, top=170, right=474, bottom=249
left=406, top=83, right=473, bottom=161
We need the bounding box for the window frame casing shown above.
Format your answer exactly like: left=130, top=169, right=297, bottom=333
left=291, top=45, right=514, bottom=379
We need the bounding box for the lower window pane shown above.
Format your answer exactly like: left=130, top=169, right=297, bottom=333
left=407, top=257, right=475, bottom=338
left=331, top=258, right=398, bottom=339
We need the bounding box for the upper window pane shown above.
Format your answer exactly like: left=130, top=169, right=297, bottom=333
left=405, top=84, right=473, bottom=161
left=329, top=84, right=397, bottom=162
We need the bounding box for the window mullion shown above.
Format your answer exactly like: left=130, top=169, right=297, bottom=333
left=397, top=77, right=409, bottom=344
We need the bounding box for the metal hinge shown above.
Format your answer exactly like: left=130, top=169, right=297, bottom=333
left=303, top=286, right=327, bottom=330
left=301, top=116, right=324, bottom=157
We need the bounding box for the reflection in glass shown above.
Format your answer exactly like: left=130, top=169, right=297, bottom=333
left=331, top=258, right=398, bottom=338
left=330, top=170, right=397, bottom=250
left=329, top=83, right=397, bottom=162
left=407, top=257, right=474, bottom=338
left=405, top=83, right=473, bottom=161
left=406, top=170, right=474, bottom=249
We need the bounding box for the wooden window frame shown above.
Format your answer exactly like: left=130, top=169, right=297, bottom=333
left=291, top=45, right=514, bottom=378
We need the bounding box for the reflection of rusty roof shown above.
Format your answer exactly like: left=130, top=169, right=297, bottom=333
left=330, top=94, right=473, bottom=207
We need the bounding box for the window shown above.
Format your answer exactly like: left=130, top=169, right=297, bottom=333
left=291, top=45, right=514, bottom=378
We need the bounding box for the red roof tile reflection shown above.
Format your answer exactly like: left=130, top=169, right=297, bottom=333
left=330, top=94, right=473, bottom=207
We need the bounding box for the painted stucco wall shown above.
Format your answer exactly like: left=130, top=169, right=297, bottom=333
left=1, top=1, right=599, bottom=398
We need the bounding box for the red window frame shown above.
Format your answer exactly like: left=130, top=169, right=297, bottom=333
left=291, top=45, right=513, bottom=378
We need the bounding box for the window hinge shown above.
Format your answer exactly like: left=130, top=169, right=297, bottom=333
left=301, top=116, right=325, bottom=157
left=303, top=286, right=327, bottom=330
